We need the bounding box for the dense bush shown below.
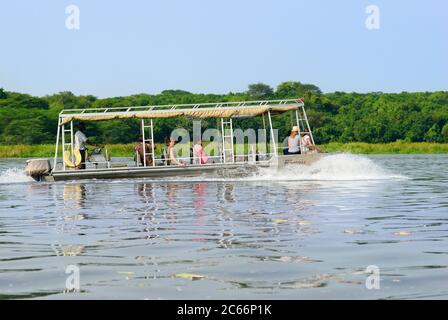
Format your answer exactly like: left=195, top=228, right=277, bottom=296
left=0, top=82, right=447, bottom=145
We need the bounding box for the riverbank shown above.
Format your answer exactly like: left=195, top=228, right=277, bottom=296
left=0, top=142, right=447, bottom=158
left=321, top=142, right=448, bottom=154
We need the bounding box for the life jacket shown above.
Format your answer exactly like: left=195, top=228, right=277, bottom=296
left=63, top=147, right=82, bottom=168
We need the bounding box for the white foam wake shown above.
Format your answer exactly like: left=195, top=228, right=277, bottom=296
left=135, top=153, right=405, bottom=183
left=254, top=153, right=405, bottom=181
left=0, top=167, right=33, bottom=184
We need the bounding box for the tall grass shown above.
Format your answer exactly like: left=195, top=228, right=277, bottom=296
left=0, top=144, right=56, bottom=158
left=0, top=142, right=447, bottom=158
left=321, top=142, right=448, bottom=154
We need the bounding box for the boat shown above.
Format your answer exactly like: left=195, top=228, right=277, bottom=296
left=25, top=98, right=325, bottom=181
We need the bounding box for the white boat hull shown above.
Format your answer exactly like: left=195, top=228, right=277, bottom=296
left=41, top=153, right=326, bottom=182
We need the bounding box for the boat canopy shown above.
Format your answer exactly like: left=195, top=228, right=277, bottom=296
left=53, top=97, right=314, bottom=172
left=58, top=99, right=304, bottom=125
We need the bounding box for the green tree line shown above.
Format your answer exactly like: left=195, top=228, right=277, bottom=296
left=0, top=83, right=447, bottom=145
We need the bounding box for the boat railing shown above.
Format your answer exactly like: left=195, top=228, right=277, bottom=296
left=52, top=152, right=280, bottom=171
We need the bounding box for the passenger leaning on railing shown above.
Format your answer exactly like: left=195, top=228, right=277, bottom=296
left=301, top=129, right=321, bottom=153
left=168, top=138, right=186, bottom=167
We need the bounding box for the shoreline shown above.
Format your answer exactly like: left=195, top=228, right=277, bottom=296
left=0, top=142, right=447, bottom=158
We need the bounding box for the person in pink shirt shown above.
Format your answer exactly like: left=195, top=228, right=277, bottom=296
left=193, top=140, right=208, bottom=164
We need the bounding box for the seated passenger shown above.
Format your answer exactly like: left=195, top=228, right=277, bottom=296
left=287, top=126, right=301, bottom=155
left=168, top=138, right=186, bottom=166
left=161, top=137, right=170, bottom=165
left=134, top=137, right=153, bottom=166
left=282, top=130, right=291, bottom=155
left=301, top=129, right=321, bottom=153
left=193, top=140, right=208, bottom=164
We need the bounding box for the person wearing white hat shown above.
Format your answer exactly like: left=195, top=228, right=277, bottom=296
left=287, top=126, right=301, bottom=155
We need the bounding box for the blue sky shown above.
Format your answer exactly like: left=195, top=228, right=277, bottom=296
left=0, top=0, right=447, bottom=97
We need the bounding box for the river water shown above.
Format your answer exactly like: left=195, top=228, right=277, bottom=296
left=0, top=154, right=447, bottom=299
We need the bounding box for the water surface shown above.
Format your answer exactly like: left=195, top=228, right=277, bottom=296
left=0, top=154, right=447, bottom=299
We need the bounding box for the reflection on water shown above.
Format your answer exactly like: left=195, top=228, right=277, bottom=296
left=63, top=184, right=87, bottom=210
left=219, top=184, right=235, bottom=203
left=0, top=155, right=448, bottom=299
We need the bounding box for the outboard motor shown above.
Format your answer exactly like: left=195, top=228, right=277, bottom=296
left=25, top=159, right=51, bottom=181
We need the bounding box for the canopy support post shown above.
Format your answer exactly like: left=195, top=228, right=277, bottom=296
left=302, top=105, right=314, bottom=144
left=54, top=118, right=61, bottom=171
left=262, top=114, right=267, bottom=159
left=221, top=118, right=234, bottom=163
left=141, top=119, right=155, bottom=167
left=150, top=119, right=155, bottom=167
left=70, top=121, right=74, bottom=168
left=267, top=111, right=277, bottom=157
left=295, top=109, right=302, bottom=151
left=220, top=118, right=224, bottom=163
left=61, top=124, right=66, bottom=171
left=141, top=119, right=146, bottom=167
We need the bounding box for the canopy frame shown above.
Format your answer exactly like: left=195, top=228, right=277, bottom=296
left=58, top=98, right=304, bottom=125
left=52, top=98, right=311, bottom=170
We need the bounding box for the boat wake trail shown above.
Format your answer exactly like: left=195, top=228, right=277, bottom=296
left=0, top=168, right=33, bottom=184
left=254, top=153, right=406, bottom=181
left=143, top=154, right=406, bottom=183
left=0, top=154, right=405, bottom=185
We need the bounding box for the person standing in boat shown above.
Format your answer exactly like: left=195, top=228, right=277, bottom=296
left=74, top=122, right=97, bottom=169
left=168, top=138, right=186, bottom=166
left=287, top=126, right=301, bottom=155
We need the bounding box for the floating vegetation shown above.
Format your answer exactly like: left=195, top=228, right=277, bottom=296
left=394, top=231, right=413, bottom=236
left=175, top=273, right=206, bottom=281
left=343, top=229, right=366, bottom=235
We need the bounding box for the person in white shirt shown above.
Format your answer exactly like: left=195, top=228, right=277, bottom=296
left=287, top=126, right=301, bottom=155
left=300, top=129, right=321, bottom=153
left=74, top=123, right=97, bottom=169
